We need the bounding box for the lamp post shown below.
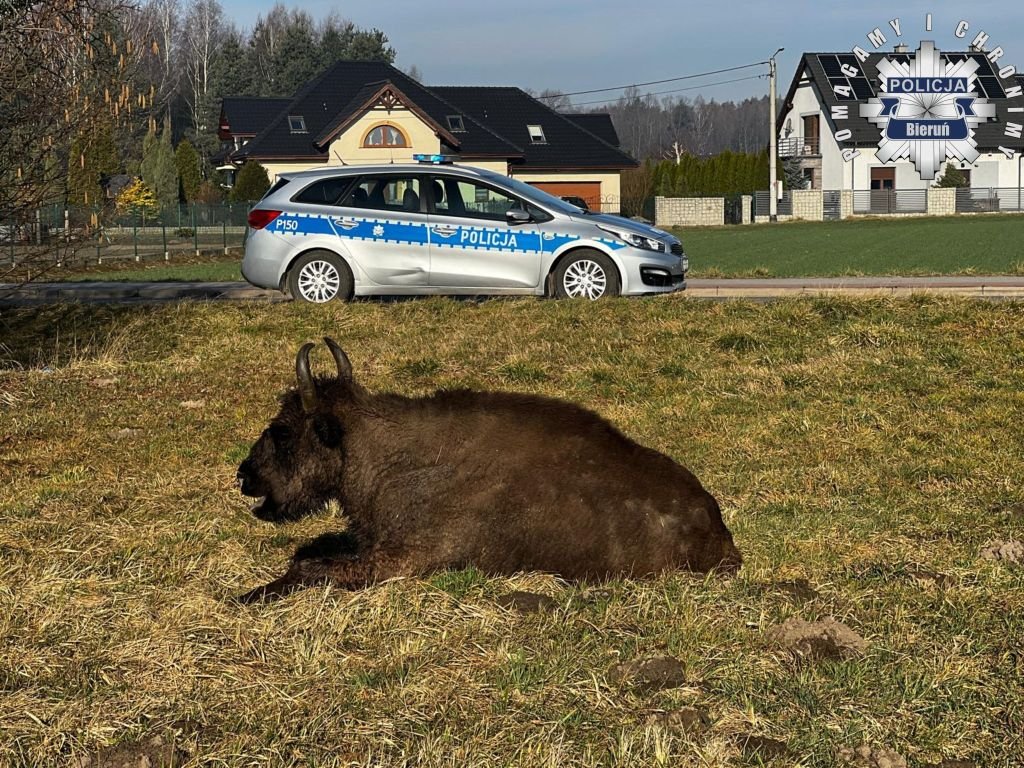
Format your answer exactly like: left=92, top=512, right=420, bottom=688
left=769, top=47, right=784, bottom=222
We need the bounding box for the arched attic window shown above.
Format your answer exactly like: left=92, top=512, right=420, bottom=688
left=362, top=123, right=408, bottom=148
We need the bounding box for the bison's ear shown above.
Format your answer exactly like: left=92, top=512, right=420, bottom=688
left=313, top=413, right=343, bottom=448
left=323, top=337, right=353, bottom=383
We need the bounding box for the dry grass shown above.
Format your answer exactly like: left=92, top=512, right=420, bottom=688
left=1, top=295, right=1023, bottom=767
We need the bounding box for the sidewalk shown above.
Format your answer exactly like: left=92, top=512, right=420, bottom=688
left=2, top=276, right=1024, bottom=306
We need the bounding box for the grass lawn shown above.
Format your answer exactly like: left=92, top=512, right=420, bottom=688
left=39, top=213, right=1024, bottom=284
left=1, top=296, right=1023, bottom=766
left=675, top=214, right=1024, bottom=277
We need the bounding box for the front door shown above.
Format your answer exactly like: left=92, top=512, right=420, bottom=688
left=332, top=173, right=429, bottom=286
left=426, top=175, right=544, bottom=289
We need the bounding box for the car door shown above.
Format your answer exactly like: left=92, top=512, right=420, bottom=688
left=426, top=174, right=544, bottom=289
left=331, top=174, right=429, bottom=286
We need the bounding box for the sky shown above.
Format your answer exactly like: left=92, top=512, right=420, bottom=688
left=218, top=0, right=1024, bottom=105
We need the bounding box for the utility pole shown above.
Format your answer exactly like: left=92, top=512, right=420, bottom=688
left=769, top=47, right=784, bottom=222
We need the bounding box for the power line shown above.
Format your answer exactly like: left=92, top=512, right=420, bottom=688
left=536, top=62, right=769, bottom=100
left=568, top=74, right=769, bottom=107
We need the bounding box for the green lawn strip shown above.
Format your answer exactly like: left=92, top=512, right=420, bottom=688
left=59, top=259, right=242, bottom=283
left=42, top=214, right=1024, bottom=284
left=0, top=296, right=1022, bottom=766
left=675, top=214, right=1024, bottom=277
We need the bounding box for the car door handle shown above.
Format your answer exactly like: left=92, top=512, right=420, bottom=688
left=432, top=225, right=457, bottom=237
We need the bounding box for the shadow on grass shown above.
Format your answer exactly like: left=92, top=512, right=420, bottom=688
left=0, top=304, right=182, bottom=369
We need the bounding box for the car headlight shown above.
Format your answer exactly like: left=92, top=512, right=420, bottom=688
left=597, top=225, right=665, bottom=252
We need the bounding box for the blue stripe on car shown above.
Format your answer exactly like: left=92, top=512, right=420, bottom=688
left=269, top=212, right=626, bottom=254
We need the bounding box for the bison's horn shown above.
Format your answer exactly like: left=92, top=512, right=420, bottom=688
left=323, top=337, right=353, bottom=382
left=295, top=342, right=318, bottom=413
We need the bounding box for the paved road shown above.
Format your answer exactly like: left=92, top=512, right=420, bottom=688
left=2, top=276, right=1024, bottom=306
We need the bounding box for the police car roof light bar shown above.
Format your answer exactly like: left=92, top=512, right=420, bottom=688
left=412, top=153, right=456, bottom=164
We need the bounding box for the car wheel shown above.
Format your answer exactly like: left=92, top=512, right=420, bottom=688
left=553, top=250, right=620, bottom=300
left=287, top=251, right=353, bottom=303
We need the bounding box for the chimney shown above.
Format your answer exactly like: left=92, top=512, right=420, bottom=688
left=894, top=43, right=908, bottom=53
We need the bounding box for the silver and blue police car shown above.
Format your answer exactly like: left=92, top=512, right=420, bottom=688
left=241, top=155, right=687, bottom=302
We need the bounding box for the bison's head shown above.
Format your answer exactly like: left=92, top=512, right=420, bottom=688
left=237, top=338, right=360, bottom=523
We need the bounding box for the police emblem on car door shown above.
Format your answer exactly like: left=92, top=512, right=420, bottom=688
left=426, top=176, right=544, bottom=289
left=332, top=174, right=430, bottom=286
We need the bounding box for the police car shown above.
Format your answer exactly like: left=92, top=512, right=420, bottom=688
left=242, top=155, right=687, bottom=302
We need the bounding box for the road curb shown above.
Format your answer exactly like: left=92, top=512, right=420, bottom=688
left=2, top=278, right=1024, bottom=306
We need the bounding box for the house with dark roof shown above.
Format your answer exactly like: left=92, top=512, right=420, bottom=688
left=216, top=62, right=635, bottom=213
left=779, top=44, right=1024, bottom=196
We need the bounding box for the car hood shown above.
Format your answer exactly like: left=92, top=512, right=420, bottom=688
left=572, top=212, right=677, bottom=241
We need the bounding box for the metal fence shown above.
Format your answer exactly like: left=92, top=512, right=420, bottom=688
left=754, top=190, right=793, bottom=217
left=852, top=189, right=928, bottom=215
left=955, top=188, right=1024, bottom=213
left=1, top=203, right=250, bottom=267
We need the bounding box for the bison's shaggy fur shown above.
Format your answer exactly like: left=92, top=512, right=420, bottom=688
left=236, top=339, right=741, bottom=601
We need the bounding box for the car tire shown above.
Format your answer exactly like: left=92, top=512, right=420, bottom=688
left=287, top=251, right=354, bottom=303
left=553, top=250, right=620, bottom=300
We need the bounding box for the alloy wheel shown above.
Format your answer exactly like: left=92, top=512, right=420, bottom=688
left=562, top=259, right=608, bottom=300
left=297, top=260, right=341, bottom=303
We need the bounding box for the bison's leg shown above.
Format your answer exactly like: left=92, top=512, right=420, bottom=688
left=236, top=532, right=364, bottom=604
left=236, top=541, right=411, bottom=604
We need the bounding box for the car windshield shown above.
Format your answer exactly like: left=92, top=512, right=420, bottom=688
left=488, top=175, right=589, bottom=215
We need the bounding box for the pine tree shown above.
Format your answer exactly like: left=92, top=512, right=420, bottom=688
left=156, top=116, right=178, bottom=209
left=232, top=161, right=271, bottom=201
left=936, top=162, right=969, bottom=188
left=175, top=140, right=202, bottom=202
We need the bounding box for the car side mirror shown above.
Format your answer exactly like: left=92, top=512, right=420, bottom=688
left=505, top=208, right=532, bottom=225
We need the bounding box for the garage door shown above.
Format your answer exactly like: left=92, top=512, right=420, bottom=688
left=528, top=182, right=602, bottom=212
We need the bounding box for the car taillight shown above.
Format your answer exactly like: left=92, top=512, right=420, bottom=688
left=247, top=209, right=282, bottom=230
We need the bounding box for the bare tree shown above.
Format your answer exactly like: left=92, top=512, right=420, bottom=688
left=0, top=0, right=154, bottom=284
left=536, top=89, right=574, bottom=113
left=685, top=97, right=716, bottom=156
left=183, top=0, right=223, bottom=138
left=141, top=0, right=181, bottom=110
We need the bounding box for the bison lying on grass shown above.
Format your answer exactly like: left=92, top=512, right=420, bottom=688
left=235, top=339, right=741, bottom=602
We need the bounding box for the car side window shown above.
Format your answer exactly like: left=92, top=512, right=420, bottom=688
left=341, top=175, right=422, bottom=213
left=292, top=177, right=355, bottom=206
left=431, top=177, right=526, bottom=222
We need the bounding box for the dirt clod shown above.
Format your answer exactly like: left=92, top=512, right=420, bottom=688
left=609, top=655, right=686, bottom=693
left=646, top=706, right=711, bottom=734
left=91, top=378, right=118, bottom=388
left=979, top=540, right=1024, bottom=564
left=73, top=735, right=186, bottom=768
left=838, top=744, right=907, bottom=768
left=179, top=399, right=206, bottom=409
left=731, top=733, right=789, bottom=758
left=766, top=617, right=867, bottom=660
left=495, top=590, right=556, bottom=614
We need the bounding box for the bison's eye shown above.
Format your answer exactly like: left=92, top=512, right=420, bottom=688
left=267, top=424, right=292, bottom=445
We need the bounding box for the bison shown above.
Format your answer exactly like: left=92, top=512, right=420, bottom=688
left=235, top=338, right=741, bottom=602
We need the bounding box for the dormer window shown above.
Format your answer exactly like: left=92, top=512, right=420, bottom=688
left=288, top=115, right=307, bottom=134
left=447, top=115, right=465, bottom=132
left=527, top=124, right=546, bottom=144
